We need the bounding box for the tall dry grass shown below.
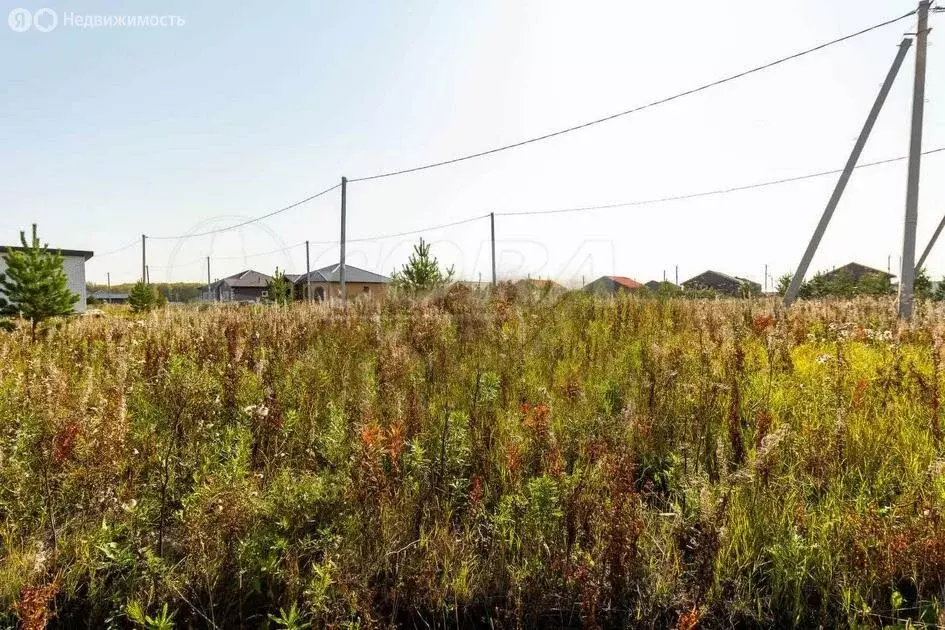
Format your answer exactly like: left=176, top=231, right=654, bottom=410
left=2, top=288, right=945, bottom=628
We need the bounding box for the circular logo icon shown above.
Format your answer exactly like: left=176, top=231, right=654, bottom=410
left=33, top=8, right=57, bottom=32
left=8, top=8, right=32, bottom=32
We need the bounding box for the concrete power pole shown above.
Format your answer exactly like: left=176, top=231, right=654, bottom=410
left=784, top=39, right=912, bottom=307
left=917, top=211, right=945, bottom=271
left=490, top=212, right=497, bottom=286
left=898, top=0, right=930, bottom=320
left=339, top=176, right=347, bottom=303
left=206, top=256, right=211, bottom=301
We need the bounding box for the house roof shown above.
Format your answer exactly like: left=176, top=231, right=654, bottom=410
left=0, top=245, right=94, bottom=260
left=610, top=276, right=643, bottom=290
left=212, top=269, right=273, bottom=289
left=582, top=275, right=643, bottom=293
left=823, top=262, right=895, bottom=280
left=285, top=273, right=303, bottom=284
left=294, top=264, right=391, bottom=285
left=681, top=271, right=762, bottom=294
left=684, top=270, right=739, bottom=285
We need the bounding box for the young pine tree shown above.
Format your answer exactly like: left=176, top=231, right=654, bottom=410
left=392, top=238, right=455, bottom=292
left=0, top=224, right=78, bottom=339
left=267, top=268, right=293, bottom=306
left=128, top=281, right=157, bottom=313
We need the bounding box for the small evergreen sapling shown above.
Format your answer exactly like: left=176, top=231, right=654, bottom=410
left=0, top=224, right=78, bottom=339
left=392, top=238, right=455, bottom=292
left=267, top=268, right=294, bottom=305
left=128, top=281, right=157, bottom=313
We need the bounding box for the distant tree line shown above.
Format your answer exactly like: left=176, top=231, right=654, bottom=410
left=86, top=281, right=206, bottom=304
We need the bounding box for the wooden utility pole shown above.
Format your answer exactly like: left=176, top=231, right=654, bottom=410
left=141, top=234, right=147, bottom=284
left=340, top=177, right=347, bottom=303
left=490, top=212, right=497, bottom=286
left=898, top=0, right=930, bottom=319
left=784, top=38, right=912, bottom=307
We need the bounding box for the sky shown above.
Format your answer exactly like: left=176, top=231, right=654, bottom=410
left=1, top=0, right=943, bottom=288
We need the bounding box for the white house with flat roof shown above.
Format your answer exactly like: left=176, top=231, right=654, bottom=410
left=0, top=245, right=95, bottom=312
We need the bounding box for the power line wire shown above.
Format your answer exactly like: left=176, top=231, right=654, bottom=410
left=94, top=238, right=139, bottom=258
left=289, top=214, right=491, bottom=246
left=148, top=182, right=341, bottom=240
left=348, top=214, right=489, bottom=242
left=496, top=146, right=945, bottom=217
left=348, top=9, right=917, bottom=183
left=213, top=241, right=306, bottom=260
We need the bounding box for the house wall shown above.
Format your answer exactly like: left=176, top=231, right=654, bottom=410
left=216, top=286, right=269, bottom=302
left=298, top=282, right=389, bottom=301
left=0, top=253, right=88, bottom=312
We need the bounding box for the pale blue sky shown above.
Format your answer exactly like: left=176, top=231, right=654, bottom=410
left=1, top=0, right=943, bottom=287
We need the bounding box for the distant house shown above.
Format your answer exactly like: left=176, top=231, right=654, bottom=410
left=89, top=290, right=129, bottom=304
left=645, top=280, right=680, bottom=291
left=0, top=245, right=93, bottom=312
left=821, top=262, right=894, bottom=285
left=293, top=264, right=391, bottom=301
left=207, top=270, right=273, bottom=302
left=682, top=270, right=761, bottom=296
left=583, top=275, right=644, bottom=295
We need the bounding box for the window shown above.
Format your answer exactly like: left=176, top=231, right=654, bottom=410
left=261, top=290, right=269, bottom=297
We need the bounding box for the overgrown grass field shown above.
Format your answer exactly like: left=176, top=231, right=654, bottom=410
left=2, top=288, right=945, bottom=628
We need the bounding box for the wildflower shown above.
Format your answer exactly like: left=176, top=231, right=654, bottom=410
left=677, top=606, right=701, bottom=630
left=469, top=475, right=483, bottom=505
left=52, top=422, right=82, bottom=464
left=815, top=354, right=832, bottom=365
left=752, top=314, right=774, bottom=335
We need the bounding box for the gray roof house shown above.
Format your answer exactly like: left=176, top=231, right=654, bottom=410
left=821, top=262, right=894, bottom=284
left=89, top=290, right=129, bottom=304
left=293, top=264, right=392, bottom=300
left=0, top=245, right=94, bottom=312
left=583, top=275, right=644, bottom=295
left=207, top=269, right=273, bottom=302
left=682, top=270, right=761, bottom=296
